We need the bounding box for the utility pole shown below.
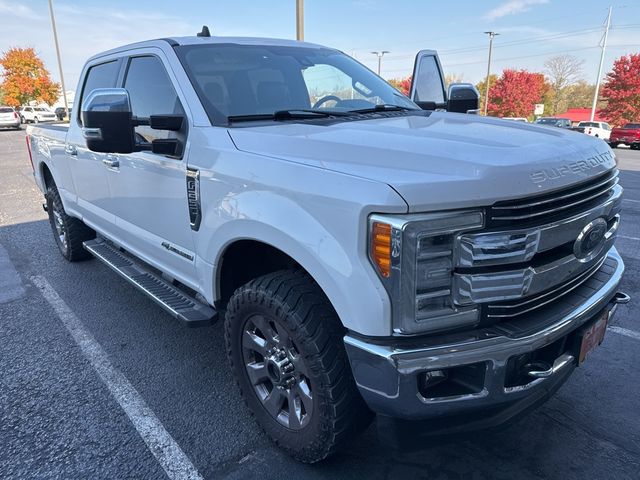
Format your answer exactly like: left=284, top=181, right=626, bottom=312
left=590, top=6, right=612, bottom=122
left=48, top=0, right=69, bottom=118
left=296, top=0, right=304, bottom=41
left=371, top=51, right=389, bottom=76
left=483, top=31, right=499, bottom=116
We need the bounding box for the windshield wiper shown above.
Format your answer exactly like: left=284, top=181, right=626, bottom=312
left=228, top=109, right=352, bottom=123
left=348, top=104, right=415, bottom=114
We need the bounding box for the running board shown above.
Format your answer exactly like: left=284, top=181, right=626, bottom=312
left=83, top=239, right=217, bottom=327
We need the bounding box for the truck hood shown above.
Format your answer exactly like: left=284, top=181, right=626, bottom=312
left=228, top=112, right=616, bottom=212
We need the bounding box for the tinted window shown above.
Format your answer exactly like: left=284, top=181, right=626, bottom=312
left=0, top=107, right=13, bottom=113
left=624, top=123, right=640, bottom=129
left=579, top=122, right=599, bottom=127
left=79, top=60, right=120, bottom=121
left=177, top=44, right=418, bottom=122
left=124, top=56, right=184, bottom=141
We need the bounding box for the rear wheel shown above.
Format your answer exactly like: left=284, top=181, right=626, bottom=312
left=225, top=270, right=372, bottom=463
left=33, top=117, right=39, bottom=124
left=46, top=184, right=95, bottom=261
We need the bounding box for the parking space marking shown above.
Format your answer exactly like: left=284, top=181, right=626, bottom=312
left=31, top=275, right=204, bottom=480
left=618, top=235, right=640, bottom=241
left=608, top=326, right=640, bottom=342
left=623, top=198, right=640, bottom=204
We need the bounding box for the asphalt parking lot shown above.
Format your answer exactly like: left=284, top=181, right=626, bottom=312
left=1, top=127, right=639, bottom=480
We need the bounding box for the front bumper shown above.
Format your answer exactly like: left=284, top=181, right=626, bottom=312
left=344, top=247, right=626, bottom=429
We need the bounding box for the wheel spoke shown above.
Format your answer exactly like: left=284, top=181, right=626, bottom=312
left=287, top=389, right=303, bottom=429
left=250, top=315, right=278, bottom=344
left=242, top=329, right=268, bottom=356
left=263, top=388, right=285, bottom=417
left=245, top=362, right=269, bottom=386
left=296, top=380, right=313, bottom=413
left=271, top=321, right=291, bottom=346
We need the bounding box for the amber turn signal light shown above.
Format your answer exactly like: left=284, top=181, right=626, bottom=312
left=371, top=222, right=392, bottom=278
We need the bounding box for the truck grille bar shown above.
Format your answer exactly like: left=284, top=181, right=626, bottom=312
left=489, top=169, right=619, bottom=225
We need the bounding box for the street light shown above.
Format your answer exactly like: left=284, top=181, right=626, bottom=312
left=483, top=31, right=499, bottom=116
left=48, top=0, right=69, bottom=117
left=371, top=51, right=389, bottom=76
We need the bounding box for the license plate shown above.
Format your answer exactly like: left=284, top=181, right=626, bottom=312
left=579, top=311, right=608, bottom=364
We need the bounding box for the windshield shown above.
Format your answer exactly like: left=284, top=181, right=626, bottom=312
left=176, top=44, right=419, bottom=123
left=0, top=107, right=13, bottom=113
left=624, top=123, right=640, bottom=129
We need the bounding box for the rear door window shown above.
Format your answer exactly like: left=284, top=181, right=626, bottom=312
left=79, top=60, right=120, bottom=123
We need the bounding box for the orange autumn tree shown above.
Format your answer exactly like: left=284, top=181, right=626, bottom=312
left=0, top=47, right=59, bottom=107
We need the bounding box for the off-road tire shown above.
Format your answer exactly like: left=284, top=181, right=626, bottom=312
left=46, top=184, right=95, bottom=261
left=225, top=270, right=372, bottom=463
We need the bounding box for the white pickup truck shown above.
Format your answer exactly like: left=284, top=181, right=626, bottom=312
left=26, top=31, right=628, bottom=463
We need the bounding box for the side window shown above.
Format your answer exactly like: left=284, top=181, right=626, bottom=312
left=124, top=56, right=185, bottom=142
left=79, top=60, right=120, bottom=123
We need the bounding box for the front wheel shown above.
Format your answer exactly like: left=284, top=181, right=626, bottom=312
left=631, top=143, right=640, bottom=151
left=46, top=184, right=95, bottom=261
left=225, top=270, right=372, bottom=463
left=33, top=117, right=39, bottom=124
left=609, top=142, right=619, bottom=149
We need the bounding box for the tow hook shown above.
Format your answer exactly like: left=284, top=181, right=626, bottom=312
left=612, top=291, right=630, bottom=304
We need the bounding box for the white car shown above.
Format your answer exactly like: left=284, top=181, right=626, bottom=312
left=503, top=117, right=528, bottom=122
left=19, top=106, right=57, bottom=124
left=0, top=106, right=21, bottom=130
left=577, top=121, right=611, bottom=140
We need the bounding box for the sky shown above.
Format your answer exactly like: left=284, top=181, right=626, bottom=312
left=1, top=0, right=639, bottom=94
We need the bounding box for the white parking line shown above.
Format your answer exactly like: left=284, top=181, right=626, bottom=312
left=623, top=198, right=640, bottom=204
left=31, top=276, right=204, bottom=480
left=618, top=235, right=640, bottom=241
left=608, top=325, right=640, bottom=342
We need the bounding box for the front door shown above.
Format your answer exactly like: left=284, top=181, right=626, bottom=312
left=104, top=53, right=197, bottom=286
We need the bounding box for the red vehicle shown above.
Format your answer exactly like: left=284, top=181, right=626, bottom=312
left=609, top=123, right=640, bottom=149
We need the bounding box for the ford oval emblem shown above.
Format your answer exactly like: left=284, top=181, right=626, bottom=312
left=574, top=218, right=608, bottom=262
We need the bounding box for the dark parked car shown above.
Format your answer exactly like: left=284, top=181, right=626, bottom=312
left=54, top=107, right=71, bottom=121
left=534, top=117, right=572, bottom=128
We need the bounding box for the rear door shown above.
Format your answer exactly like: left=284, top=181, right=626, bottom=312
left=104, top=52, right=197, bottom=285
left=66, top=59, right=122, bottom=232
left=408, top=50, right=447, bottom=110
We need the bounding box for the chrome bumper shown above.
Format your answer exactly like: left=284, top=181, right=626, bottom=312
left=345, top=247, right=625, bottom=421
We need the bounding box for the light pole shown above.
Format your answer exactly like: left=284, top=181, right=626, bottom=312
left=590, top=6, right=612, bottom=122
left=371, top=51, right=389, bottom=76
left=48, top=0, right=68, bottom=118
left=483, top=31, right=499, bottom=116
left=296, top=0, right=304, bottom=41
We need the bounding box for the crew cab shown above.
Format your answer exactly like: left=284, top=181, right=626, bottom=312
left=610, top=123, right=640, bottom=149
left=26, top=32, right=628, bottom=463
left=577, top=121, right=612, bottom=140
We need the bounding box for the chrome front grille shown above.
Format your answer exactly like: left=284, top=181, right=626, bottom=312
left=452, top=168, right=622, bottom=325
left=488, top=169, right=619, bottom=226
left=485, top=256, right=606, bottom=319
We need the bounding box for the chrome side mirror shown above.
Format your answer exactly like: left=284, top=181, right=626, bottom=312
left=81, top=88, right=135, bottom=153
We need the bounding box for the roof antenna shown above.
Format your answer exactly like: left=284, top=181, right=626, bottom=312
left=197, top=25, right=211, bottom=37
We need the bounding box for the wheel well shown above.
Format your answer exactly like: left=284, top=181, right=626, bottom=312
left=41, top=163, right=54, bottom=189
left=218, top=240, right=302, bottom=306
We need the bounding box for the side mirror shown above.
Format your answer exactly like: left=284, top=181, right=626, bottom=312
left=447, top=83, right=480, bottom=114
left=81, top=88, right=136, bottom=153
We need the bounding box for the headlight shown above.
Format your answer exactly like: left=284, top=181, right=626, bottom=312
left=369, top=211, right=484, bottom=335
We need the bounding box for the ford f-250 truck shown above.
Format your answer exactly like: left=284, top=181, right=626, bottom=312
left=26, top=31, right=629, bottom=463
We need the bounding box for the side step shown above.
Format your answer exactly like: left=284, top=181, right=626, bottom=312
left=83, top=239, right=217, bottom=327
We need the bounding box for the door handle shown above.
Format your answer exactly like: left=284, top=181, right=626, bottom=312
left=102, top=156, right=120, bottom=169
left=64, top=144, right=77, bottom=156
